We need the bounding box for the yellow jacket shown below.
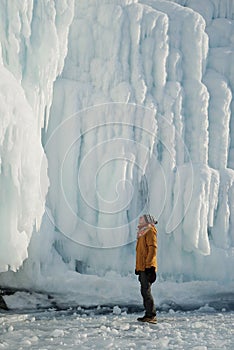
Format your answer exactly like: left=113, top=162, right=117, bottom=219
left=135, top=225, right=157, bottom=272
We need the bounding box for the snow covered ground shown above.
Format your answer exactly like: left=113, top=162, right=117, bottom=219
left=0, top=308, right=233, bottom=349
left=1, top=277, right=234, bottom=349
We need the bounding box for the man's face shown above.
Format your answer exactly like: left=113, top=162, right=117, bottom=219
left=138, top=216, right=146, bottom=227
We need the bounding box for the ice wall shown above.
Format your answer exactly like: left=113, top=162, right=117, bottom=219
left=44, top=0, right=168, bottom=273
left=43, top=0, right=234, bottom=280
left=0, top=0, right=234, bottom=284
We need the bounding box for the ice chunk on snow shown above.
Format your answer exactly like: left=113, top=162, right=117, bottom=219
left=51, top=329, right=65, bottom=338
left=113, top=306, right=122, bottom=315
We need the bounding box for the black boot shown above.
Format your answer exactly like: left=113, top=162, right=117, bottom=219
left=137, top=315, right=157, bottom=324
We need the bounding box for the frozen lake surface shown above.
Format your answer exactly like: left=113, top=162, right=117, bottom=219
left=0, top=308, right=233, bottom=349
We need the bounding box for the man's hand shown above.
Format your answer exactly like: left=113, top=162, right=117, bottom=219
left=145, top=267, right=156, bottom=283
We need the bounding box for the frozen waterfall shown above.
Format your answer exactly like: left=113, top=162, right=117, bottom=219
left=0, top=0, right=234, bottom=290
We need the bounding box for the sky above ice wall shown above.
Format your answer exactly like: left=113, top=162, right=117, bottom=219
left=0, top=0, right=234, bottom=283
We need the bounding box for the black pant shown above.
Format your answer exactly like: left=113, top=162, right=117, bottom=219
left=138, top=271, right=156, bottom=317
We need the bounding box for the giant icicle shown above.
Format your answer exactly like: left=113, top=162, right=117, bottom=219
left=0, top=0, right=74, bottom=272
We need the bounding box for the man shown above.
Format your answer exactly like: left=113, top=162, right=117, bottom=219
left=135, top=214, right=158, bottom=323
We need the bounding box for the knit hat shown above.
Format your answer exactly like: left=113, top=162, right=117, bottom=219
left=143, top=214, right=158, bottom=225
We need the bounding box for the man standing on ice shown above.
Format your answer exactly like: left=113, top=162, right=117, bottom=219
left=135, top=214, right=158, bottom=323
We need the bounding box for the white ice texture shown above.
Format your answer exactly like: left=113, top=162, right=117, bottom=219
left=1, top=309, right=234, bottom=349
left=0, top=0, right=234, bottom=286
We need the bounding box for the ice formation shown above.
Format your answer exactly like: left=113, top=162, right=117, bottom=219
left=0, top=0, right=234, bottom=287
